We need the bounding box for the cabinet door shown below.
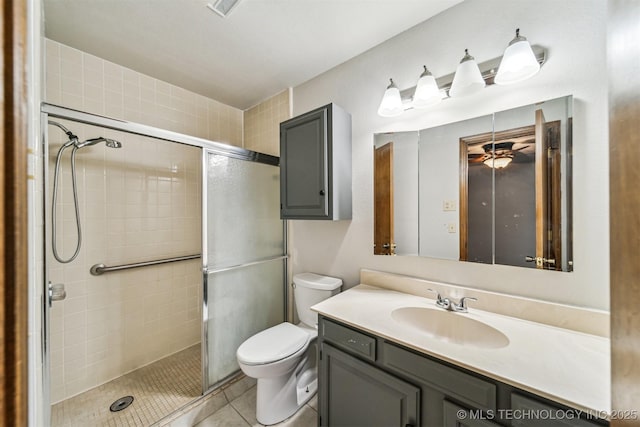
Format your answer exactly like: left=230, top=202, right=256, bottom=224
left=443, top=400, right=502, bottom=427
left=280, top=107, right=328, bottom=218
left=320, top=343, right=420, bottom=427
left=511, top=394, right=606, bottom=427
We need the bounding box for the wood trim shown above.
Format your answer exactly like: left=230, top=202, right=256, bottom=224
left=458, top=138, right=468, bottom=261
left=534, top=109, right=548, bottom=268
left=1, top=0, right=30, bottom=425
left=374, top=143, right=394, bottom=255
left=547, top=121, right=562, bottom=270
left=609, top=0, right=640, bottom=420
left=458, top=125, right=536, bottom=262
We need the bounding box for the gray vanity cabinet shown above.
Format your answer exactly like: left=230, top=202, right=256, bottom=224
left=320, top=343, right=420, bottom=427
left=279, top=103, right=351, bottom=220
left=317, top=315, right=608, bottom=427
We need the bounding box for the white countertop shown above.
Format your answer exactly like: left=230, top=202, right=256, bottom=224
left=312, top=284, right=610, bottom=416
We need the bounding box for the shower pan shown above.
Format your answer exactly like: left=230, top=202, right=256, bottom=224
left=40, top=104, right=287, bottom=426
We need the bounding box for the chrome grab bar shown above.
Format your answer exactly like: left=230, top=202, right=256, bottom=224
left=90, top=254, right=201, bottom=276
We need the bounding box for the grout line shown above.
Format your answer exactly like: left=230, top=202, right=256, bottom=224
left=229, top=402, right=253, bottom=427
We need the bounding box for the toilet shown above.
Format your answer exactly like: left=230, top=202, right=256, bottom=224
left=236, top=272, right=342, bottom=425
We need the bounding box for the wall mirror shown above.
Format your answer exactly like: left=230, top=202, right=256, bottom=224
left=373, top=95, right=573, bottom=271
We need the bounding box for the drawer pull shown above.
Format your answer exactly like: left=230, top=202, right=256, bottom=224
left=347, top=338, right=357, bottom=344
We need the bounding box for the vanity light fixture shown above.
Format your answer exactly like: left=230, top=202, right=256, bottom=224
left=449, top=49, right=486, bottom=98
left=377, top=79, right=404, bottom=117
left=376, top=28, right=546, bottom=117
left=412, top=66, right=442, bottom=108
left=494, top=29, right=540, bottom=85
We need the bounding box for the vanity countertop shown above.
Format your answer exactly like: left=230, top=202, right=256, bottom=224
left=312, top=284, right=610, bottom=416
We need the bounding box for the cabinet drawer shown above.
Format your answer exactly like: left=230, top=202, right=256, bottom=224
left=383, top=342, right=496, bottom=411
left=322, top=319, right=376, bottom=361
left=511, top=394, right=605, bottom=427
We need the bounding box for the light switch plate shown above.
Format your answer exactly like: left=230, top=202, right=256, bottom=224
left=443, top=200, right=457, bottom=211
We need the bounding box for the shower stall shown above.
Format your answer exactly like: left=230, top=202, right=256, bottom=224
left=41, top=103, right=286, bottom=426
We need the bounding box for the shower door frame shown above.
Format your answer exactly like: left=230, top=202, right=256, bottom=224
left=40, top=103, right=289, bottom=423
left=201, top=148, right=288, bottom=391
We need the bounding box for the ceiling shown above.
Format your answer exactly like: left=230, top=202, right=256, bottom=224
left=43, top=0, right=461, bottom=110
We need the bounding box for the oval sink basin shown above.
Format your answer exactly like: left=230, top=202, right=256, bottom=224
left=391, top=307, right=510, bottom=349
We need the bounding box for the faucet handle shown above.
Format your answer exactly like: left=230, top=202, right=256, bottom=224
left=452, top=296, right=478, bottom=313
left=427, top=289, right=451, bottom=309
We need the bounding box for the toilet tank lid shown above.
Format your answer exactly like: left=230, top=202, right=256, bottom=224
left=293, top=272, right=342, bottom=290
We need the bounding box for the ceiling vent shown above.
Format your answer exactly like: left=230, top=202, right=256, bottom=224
left=206, top=0, right=242, bottom=17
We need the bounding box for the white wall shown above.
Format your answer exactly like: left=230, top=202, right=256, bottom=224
left=291, top=0, right=609, bottom=310
left=419, top=115, right=493, bottom=260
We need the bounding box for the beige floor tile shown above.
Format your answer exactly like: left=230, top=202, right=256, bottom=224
left=194, top=405, right=250, bottom=427
left=278, top=405, right=317, bottom=427
left=52, top=344, right=201, bottom=426
left=227, top=386, right=318, bottom=427
left=229, top=386, right=258, bottom=425
left=223, top=376, right=257, bottom=402
left=306, top=395, right=317, bottom=412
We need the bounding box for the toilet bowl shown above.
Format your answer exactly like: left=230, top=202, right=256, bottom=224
left=236, top=273, right=342, bottom=425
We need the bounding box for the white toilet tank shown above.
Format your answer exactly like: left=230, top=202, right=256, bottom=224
left=293, top=272, right=342, bottom=328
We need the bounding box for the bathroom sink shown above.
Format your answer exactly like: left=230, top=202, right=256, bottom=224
left=391, top=307, right=510, bottom=349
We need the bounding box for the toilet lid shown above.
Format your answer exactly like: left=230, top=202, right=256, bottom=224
left=237, top=323, right=310, bottom=365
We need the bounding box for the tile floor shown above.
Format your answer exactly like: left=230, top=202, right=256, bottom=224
left=50, top=342, right=318, bottom=427
left=52, top=344, right=201, bottom=426
left=194, top=385, right=318, bottom=427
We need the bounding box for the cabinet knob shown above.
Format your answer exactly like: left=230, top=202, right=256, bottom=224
left=319, top=190, right=325, bottom=196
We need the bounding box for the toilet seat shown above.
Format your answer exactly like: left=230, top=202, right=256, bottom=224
left=237, top=322, right=310, bottom=366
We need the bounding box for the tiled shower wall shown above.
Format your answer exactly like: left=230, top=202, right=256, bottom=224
left=45, top=39, right=243, bottom=146
left=243, top=89, right=290, bottom=156
left=44, top=39, right=244, bottom=403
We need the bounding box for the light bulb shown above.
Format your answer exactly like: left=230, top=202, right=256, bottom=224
left=449, top=49, right=486, bottom=97
left=377, top=78, right=404, bottom=117
left=495, top=29, right=540, bottom=85
left=412, top=66, right=442, bottom=109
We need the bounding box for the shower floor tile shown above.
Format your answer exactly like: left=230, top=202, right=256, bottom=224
left=52, top=344, right=201, bottom=427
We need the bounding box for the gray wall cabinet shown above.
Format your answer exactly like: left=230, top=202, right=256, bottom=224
left=318, top=316, right=607, bottom=427
left=280, top=103, right=352, bottom=220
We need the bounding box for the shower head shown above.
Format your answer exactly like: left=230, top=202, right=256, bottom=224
left=75, top=137, right=123, bottom=149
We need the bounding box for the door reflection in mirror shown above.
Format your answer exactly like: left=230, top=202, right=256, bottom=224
left=372, top=95, right=573, bottom=271
left=374, top=132, right=418, bottom=256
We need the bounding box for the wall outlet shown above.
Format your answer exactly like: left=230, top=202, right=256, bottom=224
left=443, top=200, right=457, bottom=211
left=447, top=223, right=457, bottom=233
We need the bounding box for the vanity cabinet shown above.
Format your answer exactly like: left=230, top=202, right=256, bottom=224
left=321, top=343, right=420, bottom=426
left=279, top=103, right=352, bottom=220
left=318, top=316, right=607, bottom=427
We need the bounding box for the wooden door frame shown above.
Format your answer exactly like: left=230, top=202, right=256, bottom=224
left=459, top=125, right=536, bottom=261
left=609, top=0, right=640, bottom=418
left=1, top=0, right=30, bottom=425
left=374, top=142, right=394, bottom=255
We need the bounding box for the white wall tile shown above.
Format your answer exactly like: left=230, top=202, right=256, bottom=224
left=44, top=39, right=210, bottom=403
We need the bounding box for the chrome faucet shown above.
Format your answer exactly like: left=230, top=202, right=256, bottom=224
left=427, top=289, right=477, bottom=313
left=451, top=296, right=477, bottom=313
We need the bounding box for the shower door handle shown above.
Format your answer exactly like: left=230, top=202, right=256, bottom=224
left=48, top=281, right=67, bottom=307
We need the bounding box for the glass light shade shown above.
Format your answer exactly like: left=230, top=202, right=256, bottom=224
left=495, top=37, right=540, bottom=85
left=412, top=67, right=441, bottom=109
left=377, top=79, right=404, bottom=117
left=449, top=51, right=486, bottom=98
left=484, top=156, right=512, bottom=169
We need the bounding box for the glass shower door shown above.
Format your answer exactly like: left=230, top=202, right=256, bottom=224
left=202, top=150, right=285, bottom=390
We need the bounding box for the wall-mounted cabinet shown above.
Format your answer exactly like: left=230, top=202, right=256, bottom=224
left=280, top=103, right=352, bottom=220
